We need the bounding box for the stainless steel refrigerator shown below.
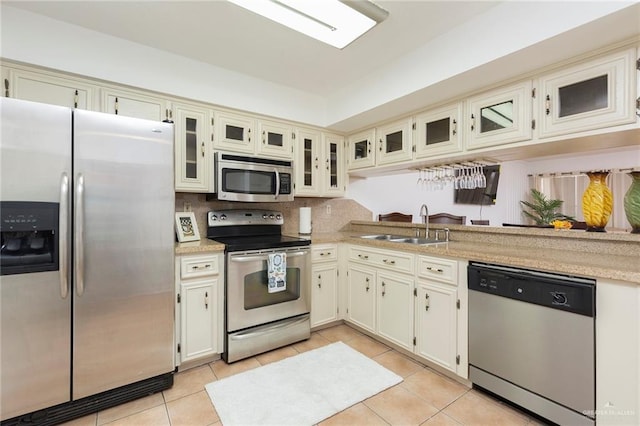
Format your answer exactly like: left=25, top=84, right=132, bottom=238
left=0, top=98, right=175, bottom=423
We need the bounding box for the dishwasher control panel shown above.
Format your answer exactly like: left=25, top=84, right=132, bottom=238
left=468, top=262, right=595, bottom=317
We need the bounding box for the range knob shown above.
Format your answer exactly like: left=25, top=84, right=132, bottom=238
left=210, top=214, right=218, bottom=221
left=220, top=214, right=227, bottom=221
left=552, top=292, right=567, bottom=305
left=276, top=214, right=282, bottom=220
left=269, top=214, right=275, bottom=219
left=262, top=214, right=268, bottom=219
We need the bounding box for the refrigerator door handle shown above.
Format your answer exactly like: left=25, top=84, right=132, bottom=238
left=60, top=173, right=70, bottom=299
left=75, top=174, right=85, bottom=296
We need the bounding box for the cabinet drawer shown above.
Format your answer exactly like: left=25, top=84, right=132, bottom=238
left=417, top=255, right=457, bottom=285
left=312, top=244, right=338, bottom=263
left=180, top=254, right=219, bottom=279
left=349, top=245, right=414, bottom=275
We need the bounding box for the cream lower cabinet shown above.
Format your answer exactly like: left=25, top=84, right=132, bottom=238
left=175, top=253, right=224, bottom=365
left=311, top=244, right=339, bottom=327
left=346, top=245, right=415, bottom=351
left=595, top=278, right=639, bottom=425
left=415, top=255, right=467, bottom=377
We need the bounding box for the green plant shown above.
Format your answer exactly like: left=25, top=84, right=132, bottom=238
left=520, top=189, right=575, bottom=225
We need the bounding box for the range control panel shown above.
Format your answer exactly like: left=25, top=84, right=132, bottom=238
left=468, top=262, right=595, bottom=317
left=208, top=209, right=284, bottom=227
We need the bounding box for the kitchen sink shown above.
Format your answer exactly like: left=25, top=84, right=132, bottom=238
left=357, top=234, right=447, bottom=245
left=359, top=234, right=406, bottom=240
left=389, top=237, right=447, bottom=245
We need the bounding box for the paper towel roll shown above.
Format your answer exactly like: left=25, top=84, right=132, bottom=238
left=299, top=207, right=312, bottom=234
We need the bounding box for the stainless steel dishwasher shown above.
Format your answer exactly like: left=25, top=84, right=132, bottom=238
left=468, top=262, right=595, bottom=426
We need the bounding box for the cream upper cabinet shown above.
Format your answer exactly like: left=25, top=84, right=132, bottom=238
left=294, top=130, right=345, bottom=197
left=101, top=87, right=169, bottom=122
left=294, top=128, right=322, bottom=196
left=257, top=119, right=293, bottom=159
left=376, top=117, right=414, bottom=165
left=321, top=133, right=346, bottom=197
left=347, top=128, right=376, bottom=170
left=466, top=80, right=533, bottom=150
left=414, top=102, right=464, bottom=158
left=214, top=111, right=255, bottom=154
left=174, top=102, right=212, bottom=192
left=538, top=47, right=637, bottom=139
left=4, top=67, right=95, bottom=110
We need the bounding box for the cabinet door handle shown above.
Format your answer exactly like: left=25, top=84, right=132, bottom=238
left=381, top=281, right=386, bottom=297
left=470, top=113, right=475, bottom=132
left=452, top=118, right=457, bottom=136
left=201, top=142, right=205, bottom=157
left=326, top=158, right=329, bottom=170
left=426, top=266, right=444, bottom=273
left=365, top=277, right=370, bottom=292
left=205, top=291, right=209, bottom=309
left=368, top=140, right=371, bottom=154
left=383, top=259, right=396, bottom=265
left=315, top=156, right=319, bottom=169
left=545, top=95, right=551, bottom=116
left=425, top=292, right=430, bottom=311
left=317, top=274, right=322, bottom=288
left=262, top=130, right=266, bottom=144
left=357, top=254, right=369, bottom=260
left=74, top=89, right=79, bottom=109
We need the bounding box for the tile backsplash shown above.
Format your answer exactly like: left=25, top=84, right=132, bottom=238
left=175, top=193, right=373, bottom=238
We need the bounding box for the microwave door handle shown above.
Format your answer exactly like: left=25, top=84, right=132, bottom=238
left=274, top=168, right=280, bottom=200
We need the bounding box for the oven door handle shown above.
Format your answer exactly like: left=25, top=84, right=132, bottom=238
left=229, top=315, right=309, bottom=341
left=230, top=250, right=309, bottom=263
left=274, top=168, right=280, bottom=200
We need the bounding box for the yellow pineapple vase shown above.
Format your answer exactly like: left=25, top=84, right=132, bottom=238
left=582, top=171, right=613, bottom=232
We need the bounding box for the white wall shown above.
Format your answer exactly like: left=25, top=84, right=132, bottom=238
left=347, top=147, right=639, bottom=226
left=0, top=5, right=327, bottom=127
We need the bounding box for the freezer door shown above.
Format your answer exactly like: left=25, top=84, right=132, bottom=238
left=0, top=98, right=72, bottom=420
left=72, top=110, right=175, bottom=399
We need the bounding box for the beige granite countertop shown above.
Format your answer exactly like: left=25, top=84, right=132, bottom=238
left=310, top=227, right=640, bottom=284
left=174, top=225, right=639, bottom=284
left=175, top=239, right=225, bottom=255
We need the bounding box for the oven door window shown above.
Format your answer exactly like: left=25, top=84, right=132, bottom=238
left=244, top=266, right=301, bottom=309
left=221, top=168, right=276, bottom=195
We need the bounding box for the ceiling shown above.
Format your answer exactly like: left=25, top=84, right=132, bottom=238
left=3, top=1, right=640, bottom=132
left=4, top=0, right=500, bottom=96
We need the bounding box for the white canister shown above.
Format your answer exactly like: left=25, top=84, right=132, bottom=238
left=299, top=207, right=312, bottom=235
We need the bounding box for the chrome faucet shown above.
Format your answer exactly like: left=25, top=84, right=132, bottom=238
left=419, top=204, right=429, bottom=238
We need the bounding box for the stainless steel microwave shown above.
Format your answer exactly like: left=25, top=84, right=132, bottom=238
left=214, top=152, right=294, bottom=202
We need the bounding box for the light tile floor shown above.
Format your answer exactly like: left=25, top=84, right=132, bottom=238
left=62, top=324, right=545, bottom=426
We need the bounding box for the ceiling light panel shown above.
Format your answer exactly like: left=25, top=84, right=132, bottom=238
left=228, top=0, right=377, bottom=49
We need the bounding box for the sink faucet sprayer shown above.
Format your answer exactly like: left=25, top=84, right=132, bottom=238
left=419, top=204, right=429, bottom=238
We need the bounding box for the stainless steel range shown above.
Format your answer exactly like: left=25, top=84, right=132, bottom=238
left=207, top=209, right=311, bottom=363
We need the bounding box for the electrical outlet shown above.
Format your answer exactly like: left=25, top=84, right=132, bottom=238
left=183, top=202, right=192, bottom=212
left=326, top=205, right=331, bottom=215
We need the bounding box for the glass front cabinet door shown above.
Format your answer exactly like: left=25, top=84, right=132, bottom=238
left=322, top=133, right=345, bottom=197
left=257, top=119, right=293, bottom=159
left=294, top=128, right=322, bottom=196
left=174, top=102, right=212, bottom=192
left=213, top=111, right=255, bottom=154
left=538, top=47, right=636, bottom=139
left=466, top=80, right=533, bottom=150
left=376, top=118, right=414, bottom=165
left=415, top=102, right=464, bottom=159
left=347, top=128, right=376, bottom=170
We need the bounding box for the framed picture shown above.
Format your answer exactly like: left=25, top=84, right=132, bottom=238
left=175, top=212, right=200, bottom=242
